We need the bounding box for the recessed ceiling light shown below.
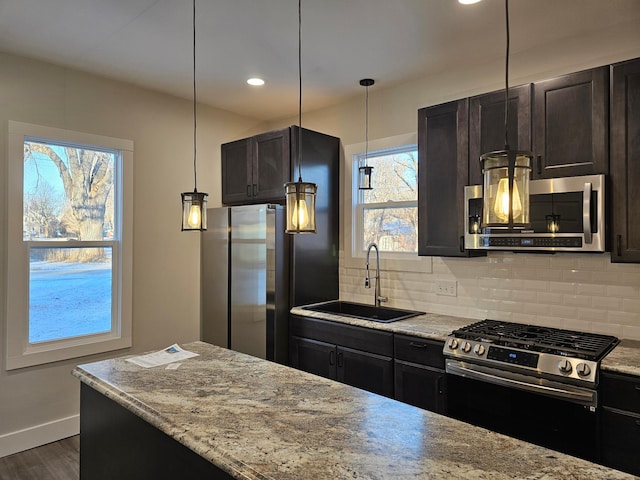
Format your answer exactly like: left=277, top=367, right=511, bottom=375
left=247, top=78, right=265, bottom=86
left=459, top=0, right=482, bottom=4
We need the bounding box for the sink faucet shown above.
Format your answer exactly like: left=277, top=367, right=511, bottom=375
left=365, top=243, right=388, bottom=307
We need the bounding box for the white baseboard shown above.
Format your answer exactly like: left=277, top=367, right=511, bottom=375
left=0, top=415, right=79, bottom=458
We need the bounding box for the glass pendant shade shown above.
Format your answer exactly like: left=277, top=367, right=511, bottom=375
left=285, top=181, right=317, bottom=233
left=358, top=165, right=374, bottom=190
left=181, top=190, right=208, bottom=231
left=481, top=150, right=531, bottom=229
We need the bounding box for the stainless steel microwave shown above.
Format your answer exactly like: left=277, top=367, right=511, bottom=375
left=464, top=174, right=606, bottom=252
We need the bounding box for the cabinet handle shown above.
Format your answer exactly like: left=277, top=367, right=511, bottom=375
left=246, top=185, right=251, bottom=197
left=252, top=184, right=258, bottom=196
left=537, top=155, right=542, bottom=176
left=436, top=375, right=444, bottom=395
left=337, top=351, right=344, bottom=368
left=635, top=420, right=640, bottom=428
left=409, top=342, right=427, bottom=349
left=634, top=385, right=640, bottom=392
left=329, top=350, right=336, bottom=366
left=459, top=236, right=465, bottom=253
left=617, top=235, right=622, bottom=257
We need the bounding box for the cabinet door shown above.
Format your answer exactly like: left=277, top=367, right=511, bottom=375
left=533, top=66, right=608, bottom=178
left=221, top=138, right=252, bottom=205
left=601, top=408, right=640, bottom=476
left=469, top=84, right=532, bottom=186
left=252, top=128, right=290, bottom=203
left=394, top=360, right=446, bottom=414
left=418, top=99, right=473, bottom=257
left=289, top=335, right=336, bottom=380
left=337, top=346, right=394, bottom=398
left=611, top=58, right=640, bottom=262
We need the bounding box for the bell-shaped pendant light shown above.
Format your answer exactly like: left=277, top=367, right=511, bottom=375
left=285, top=0, right=317, bottom=234
left=181, top=0, right=208, bottom=231
left=358, top=78, right=375, bottom=190
left=479, top=0, right=531, bottom=231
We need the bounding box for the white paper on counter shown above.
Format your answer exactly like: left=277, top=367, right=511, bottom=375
left=126, top=344, right=199, bottom=368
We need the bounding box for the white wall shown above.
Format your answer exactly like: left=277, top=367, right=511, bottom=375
left=0, top=52, right=265, bottom=456
left=267, top=16, right=640, bottom=340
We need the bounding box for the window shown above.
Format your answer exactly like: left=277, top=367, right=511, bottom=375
left=355, top=145, right=418, bottom=253
left=6, top=121, right=133, bottom=370
left=343, top=133, right=430, bottom=273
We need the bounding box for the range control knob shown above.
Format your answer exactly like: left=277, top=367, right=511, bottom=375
left=461, top=341, right=472, bottom=353
left=576, top=363, right=592, bottom=377
left=473, top=344, right=486, bottom=356
left=558, top=359, right=573, bottom=374
left=447, top=338, right=459, bottom=350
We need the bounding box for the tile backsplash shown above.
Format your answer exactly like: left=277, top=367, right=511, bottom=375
left=340, top=252, right=640, bottom=340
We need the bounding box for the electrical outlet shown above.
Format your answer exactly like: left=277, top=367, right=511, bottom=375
left=436, top=280, right=457, bottom=297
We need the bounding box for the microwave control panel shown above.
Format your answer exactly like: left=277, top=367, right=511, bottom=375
left=481, top=236, right=583, bottom=248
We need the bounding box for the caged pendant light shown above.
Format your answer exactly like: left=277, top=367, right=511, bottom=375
left=358, top=78, right=375, bottom=190
left=479, top=0, right=532, bottom=232
left=285, top=0, right=317, bottom=234
left=181, top=0, right=208, bottom=231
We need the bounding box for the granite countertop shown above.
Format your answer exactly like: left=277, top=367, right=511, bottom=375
left=290, top=304, right=640, bottom=378
left=73, top=341, right=635, bottom=480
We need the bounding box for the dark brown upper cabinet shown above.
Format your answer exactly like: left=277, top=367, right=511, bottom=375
left=221, top=128, right=291, bottom=205
left=418, top=99, right=477, bottom=257
left=610, top=58, right=640, bottom=263
left=533, top=66, right=609, bottom=178
left=469, top=84, right=532, bottom=186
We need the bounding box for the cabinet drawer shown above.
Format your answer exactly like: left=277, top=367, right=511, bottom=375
left=601, top=372, right=640, bottom=414
left=601, top=408, right=640, bottom=476
left=289, top=315, right=393, bottom=356
left=394, top=335, right=445, bottom=369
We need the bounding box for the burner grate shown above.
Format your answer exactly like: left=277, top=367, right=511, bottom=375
left=452, top=319, right=619, bottom=360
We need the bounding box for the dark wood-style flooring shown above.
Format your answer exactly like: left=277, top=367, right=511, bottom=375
left=0, top=436, right=79, bottom=480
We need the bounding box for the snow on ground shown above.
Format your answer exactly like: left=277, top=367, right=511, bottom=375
left=29, top=261, right=112, bottom=343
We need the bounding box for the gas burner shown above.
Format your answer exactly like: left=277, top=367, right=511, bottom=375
left=452, top=319, right=619, bottom=361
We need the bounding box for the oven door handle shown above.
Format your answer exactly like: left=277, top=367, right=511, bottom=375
left=446, top=360, right=596, bottom=406
left=583, top=181, right=592, bottom=244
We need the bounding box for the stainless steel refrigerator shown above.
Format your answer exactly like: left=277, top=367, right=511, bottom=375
left=201, top=204, right=291, bottom=363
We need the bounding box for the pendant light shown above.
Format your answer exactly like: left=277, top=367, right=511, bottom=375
left=181, top=0, right=208, bottom=231
left=358, top=78, right=375, bottom=190
left=285, top=0, right=317, bottom=234
left=479, top=0, right=531, bottom=231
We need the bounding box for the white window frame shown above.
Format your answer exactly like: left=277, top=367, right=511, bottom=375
left=343, top=133, right=431, bottom=273
left=5, top=121, right=133, bottom=370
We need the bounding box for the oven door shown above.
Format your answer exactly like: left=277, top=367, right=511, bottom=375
left=446, top=359, right=600, bottom=462
left=446, top=360, right=598, bottom=407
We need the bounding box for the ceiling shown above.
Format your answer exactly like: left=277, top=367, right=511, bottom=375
left=1, top=0, right=639, bottom=121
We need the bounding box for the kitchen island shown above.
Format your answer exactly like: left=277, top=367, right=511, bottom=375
left=72, top=341, right=635, bottom=479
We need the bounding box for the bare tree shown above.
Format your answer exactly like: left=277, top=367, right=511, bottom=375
left=24, top=181, right=63, bottom=239
left=24, top=142, right=114, bottom=261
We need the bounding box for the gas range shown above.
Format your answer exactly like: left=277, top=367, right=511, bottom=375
left=444, top=320, right=620, bottom=460
left=444, top=319, right=619, bottom=391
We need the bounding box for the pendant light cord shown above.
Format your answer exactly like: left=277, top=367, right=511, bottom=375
left=365, top=83, right=369, bottom=166
left=503, top=0, right=510, bottom=150
left=193, top=0, right=198, bottom=192
left=297, top=0, right=303, bottom=183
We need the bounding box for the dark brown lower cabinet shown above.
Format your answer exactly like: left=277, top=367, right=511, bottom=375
left=289, top=315, right=394, bottom=398
left=600, top=371, right=640, bottom=476
left=394, top=360, right=446, bottom=414
left=393, top=335, right=447, bottom=414
left=80, top=383, right=232, bottom=480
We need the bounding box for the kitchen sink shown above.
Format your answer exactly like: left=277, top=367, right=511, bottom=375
left=301, top=301, right=425, bottom=323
